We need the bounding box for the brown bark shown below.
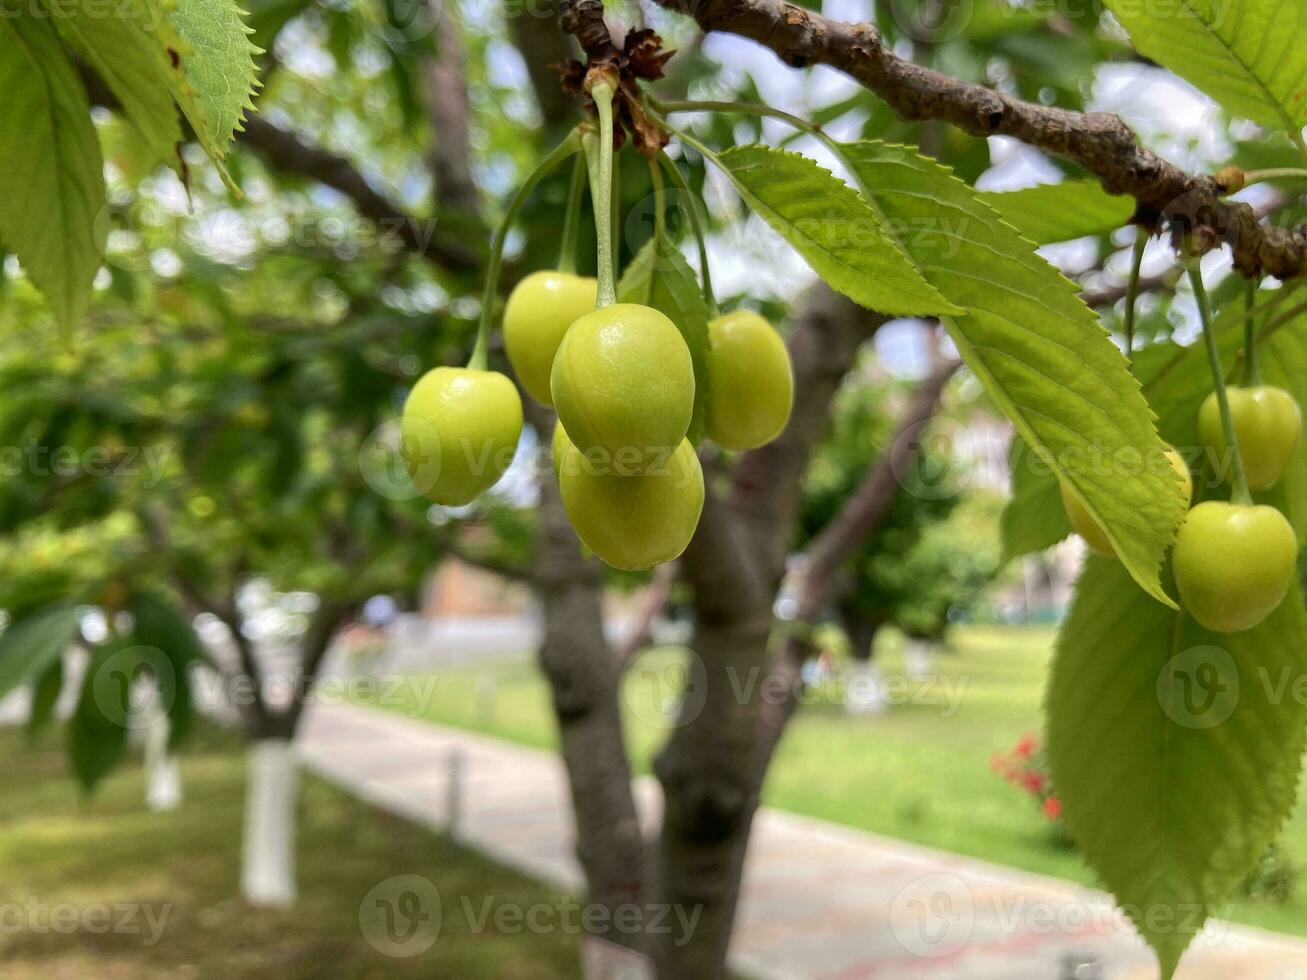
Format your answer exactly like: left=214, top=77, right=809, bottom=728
left=649, top=285, right=886, bottom=976
left=616, top=560, right=679, bottom=661
left=649, top=0, right=1307, bottom=280
left=424, top=0, right=481, bottom=218
left=512, top=0, right=579, bottom=128
left=841, top=604, right=886, bottom=663
left=534, top=414, right=649, bottom=952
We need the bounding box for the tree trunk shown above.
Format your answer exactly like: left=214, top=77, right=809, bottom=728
left=143, top=714, right=182, bottom=811
left=533, top=414, right=649, bottom=963
left=241, top=738, right=299, bottom=907
left=843, top=605, right=886, bottom=662
left=651, top=287, right=896, bottom=976
left=651, top=608, right=773, bottom=977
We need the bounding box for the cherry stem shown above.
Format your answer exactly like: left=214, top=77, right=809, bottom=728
left=1123, top=228, right=1146, bottom=367
left=557, top=151, right=587, bottom=275
left=1244, top=167, right=1307, bottom=183
left=646, top=158, right=666, bottom=305
left=1187, top=258, right=1253, bottom=506
left=590, top=81, right=618, bottom=308
left=658, top=151, right=718, bottom=315
left=1243, top=277, right=1262, bottom=386
left=470, top=128, right=583, bottom=371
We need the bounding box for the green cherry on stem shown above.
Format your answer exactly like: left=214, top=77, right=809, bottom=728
left=1173, top=500, right=1298, bottom=633
left=1187, top=258, right=1254, bottom=505
left=557, top=428, right=705, bottom=571
left=1060, top=447, right=1192, bottom=558
left=503, top=271, right=598, bottom=405
left=401, top=367, right=523, bottom=506
left=1198, top=385, right=1302, bottom=490
left=550, top=302, right=695, bottom=474
left=705, top=309, right=794, bottom=451
left=649, top=157, right=666, bottom=306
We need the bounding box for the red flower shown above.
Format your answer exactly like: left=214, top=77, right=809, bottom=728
left=1014, top=733, right=1039, bottom=759
left=1021, top=771, right=1047, bottom=794
left=1043, top=796, right=1063, bottom=820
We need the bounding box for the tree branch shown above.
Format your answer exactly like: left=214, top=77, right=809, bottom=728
left=513, top=0, right=580, bottom=128
left=238, top=117, right=478, bottom=273
left=649, top=0, right=1307, bottom=280
left=443, top=541, right=537, bottom=585
left=758, top=358, right=959, bottom=756
left=615, top=560, right=679, bottom=661
left=730, top=285, right=890, bottom=579
left=796, top=358, right=960, bottom=622
left=424, top=0, right=482, bottom=218
left=77, top=59, right=479, bottom=275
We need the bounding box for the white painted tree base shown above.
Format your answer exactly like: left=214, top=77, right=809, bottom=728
left=241, top=739, right=299, bottom=907
left=140, top=689, right=182, bottom=811
left=904, top=638, right=935, bottom=680
left=582, top=936, right=655, bottom=980
left=844, top=661, right=888, bottom=716
left=146, top=754, right=183, bottom=811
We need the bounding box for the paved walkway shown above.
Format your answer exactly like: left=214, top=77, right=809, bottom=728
left=299, top=704, right=1307, bottom=979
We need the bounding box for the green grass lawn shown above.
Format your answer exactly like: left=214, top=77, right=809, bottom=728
left=363, top=625, right=1307, bottom=938
left=0, top=727, right=580, bottom=979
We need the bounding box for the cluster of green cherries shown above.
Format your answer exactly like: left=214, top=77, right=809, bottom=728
left=1061, top=273, right=1302, bottom=633
left=399, top=84, right=793, bottom=571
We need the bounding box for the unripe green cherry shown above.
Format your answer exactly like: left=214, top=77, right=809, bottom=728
left=1060, top=446, right=1193, bottom=558
left=558, top=435, right=704, bottom=571
left=1173, top=501, right=1298, bottom=633
left=1198, top=385, right=1302, bottom=490
left=551, top=303, right=694, bottom=474
left=705, top=309, right=794, bottom=451
left=503, top=270, right=598, bottom=406
left=401, top=367, right=523, bottom=506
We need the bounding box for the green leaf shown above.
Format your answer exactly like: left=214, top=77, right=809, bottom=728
left=67, top=641, right=135, bottom=793
left=1000, top=437, right=1072, bottom=559
left=1262, top=318, right=1307, bottom=540
left=141, top=0, right=261, bottom=191
left=169, top=0, right=261, bottom=148
left=26, top=658, right=64, bottom=740
left=1048, top=556, right=1307, bottom=977
left=618, top=235, right=713, bottom=443
left=841, top=142, right=1186, bottom=606
left=0, top=14, right=107, bottom=327
left=1103, top=0, right=1307, bottom=136
left=711, top=145, right=962, bottom=318
left=54, top=0, right=184, bottom=168
left=0, top=602, right=82, bottom=701
left=979, top=180, right=1133, bottom=245
left=127, top=590, right=207, bottom=747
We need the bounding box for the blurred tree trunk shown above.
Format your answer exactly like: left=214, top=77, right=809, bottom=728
left=841, top=602, right=887, bottom=663
left=241, top=738, right=299, bottom=906
left=650, top=285, right=890, bottom=976
left=533, top=413, right=649, bottom=959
